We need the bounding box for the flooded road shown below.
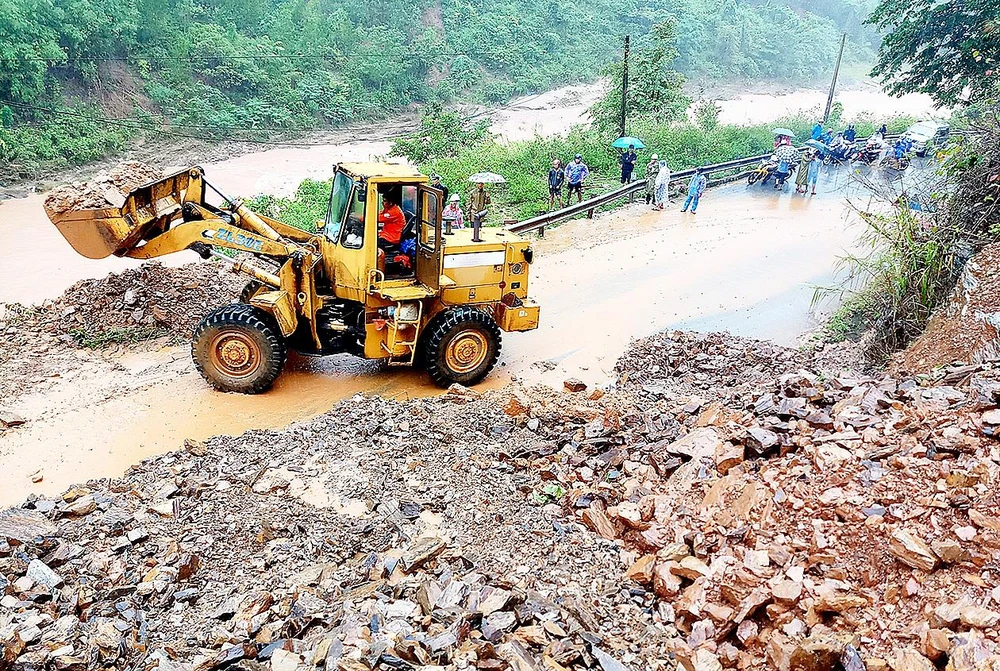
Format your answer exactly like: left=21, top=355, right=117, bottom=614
left=0, top=165, right=868, bottom=505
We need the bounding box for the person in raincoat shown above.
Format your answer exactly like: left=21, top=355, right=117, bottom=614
left=644, top=154, right=660, bottom=205
left=681, top=168, right=707, bottom=214
left=653, top=160, right=671, bottom=210
left=794, top=150, right=813, bottom=194
left=807, top=152, right=822, bottom=195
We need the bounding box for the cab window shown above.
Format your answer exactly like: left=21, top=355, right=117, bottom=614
left=340, top=186, right=366, bottom=249
left=420, top=192, right=439, bottom=249
left=325, top=172, right=353, bottom=242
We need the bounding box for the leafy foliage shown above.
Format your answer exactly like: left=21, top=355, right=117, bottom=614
left=868, top=0, right=1000, bottom=105
left=590, top=19, right=690, bottom=133
left=390, top=104, right=491, bottom=164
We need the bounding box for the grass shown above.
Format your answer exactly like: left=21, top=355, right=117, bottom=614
left=69, top=326, right=168, bottom=349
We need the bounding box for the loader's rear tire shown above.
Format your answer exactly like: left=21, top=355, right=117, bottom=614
left=192, top=303, right=286, bottom=394
left=422, top=307, right=502, bottom=387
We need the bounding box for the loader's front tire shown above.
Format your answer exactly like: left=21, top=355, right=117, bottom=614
left=422, top=307, right=501, bottom=387
left=192, top=303, right=287, bottom=394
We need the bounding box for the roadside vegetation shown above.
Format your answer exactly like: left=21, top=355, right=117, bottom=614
left=0, top=0, right=881, bottom=178
left=816, top=1, right=1000, bottom=363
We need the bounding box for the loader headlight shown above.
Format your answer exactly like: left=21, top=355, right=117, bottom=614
left=523, top=247, right=534, bottom=264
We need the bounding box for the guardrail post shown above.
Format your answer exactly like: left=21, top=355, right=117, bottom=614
left=538, top=226, right=545, bottom=238
left=587, top=208, right=595, bottom=219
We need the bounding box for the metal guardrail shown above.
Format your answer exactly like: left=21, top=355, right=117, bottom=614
left=506, top=134, right=900, bottom=236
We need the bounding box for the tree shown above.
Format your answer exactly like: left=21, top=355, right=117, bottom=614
left=589, top=19, right=690, bottom=134
left=868, top=0, right=1000, bottom=105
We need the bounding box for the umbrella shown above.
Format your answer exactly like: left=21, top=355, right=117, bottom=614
left=804, top=139, right=828, bottom=152
left=612, top=136, right=646, bottom=149
left=771, top=128, right=796, bottom=138
left=468, top=172, right=506, bottom=184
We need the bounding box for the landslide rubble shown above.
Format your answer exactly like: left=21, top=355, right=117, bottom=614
left=43, top=162, right=164, bottom=217
left=0, top=261, right=243, bottom=409
left=1, top=331, right=999, bottom=671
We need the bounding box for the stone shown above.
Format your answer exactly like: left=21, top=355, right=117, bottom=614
left=178, top=554, right=201, bottom=581
left=63, top=495, right=97, bottom=517
left=814, top=582, right=868, bottom=613
left=789, top=634, right=843, bottom=671
left=715, top=442, right=744, bottom=475
left=563, top=378, right=587, bottom=393
left=270, top=649, right=305, bottom=671
left=888, top=529, right=938, bottom=571
left=888, top=649, right=935, bottom=671
left=922, top=629, right=950, bottom=663
left=400, top=536, right=446, bottom=572
left=931, top=539, right=966, bottom=564
left=504, top=390, right=532, bottom=416
left=959, top=605, right=1000, bottom=629
left=625, top=555, right=656, bottom=584
left=0, top=410, right=26, bottom=428
left=771, top=580, right=802, bottom=605
left=26, top=559, right=63, bottom=589
left=677, top=648, right=723, bottom=671
left=745, top=426, right=780, bottom=455
left=581, top=501, right=617, bottom=540
left=671, top=556, right=711, bottom=580
left=653, top=562, right=683, bottom=598
left=0, top=509, right=57, bottom=542
left=660, top=428, right=723, bottom=460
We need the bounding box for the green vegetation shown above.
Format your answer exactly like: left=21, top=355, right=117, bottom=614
left=69, top=325, right=167, bottom=348
left=1, top=0, right=882, bottom=177
left=868, top=0, right=999, bottom=106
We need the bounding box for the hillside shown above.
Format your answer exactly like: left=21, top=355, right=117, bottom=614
left=0, top=0, right=879, bottom=178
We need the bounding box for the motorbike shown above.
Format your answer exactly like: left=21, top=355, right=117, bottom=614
left=747, top=159, right=779, bottom=186
left=823, top=141, right=853, bottom=166
left=849, top=144, right=883, bottom=166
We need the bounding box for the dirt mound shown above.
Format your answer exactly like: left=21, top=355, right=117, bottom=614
left=895, top=242, right=1000, bottom=374
left=43, top=161, right=163, bottom=216
left=2, top=329, right=998, bottom=670
left=42, top=261, right=244, bottom=343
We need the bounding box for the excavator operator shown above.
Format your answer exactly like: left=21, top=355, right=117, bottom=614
left=377, top=190, right=406, bottom=252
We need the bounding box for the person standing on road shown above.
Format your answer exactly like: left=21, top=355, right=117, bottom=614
left=680, top=168, right=707, bottom=214
left=878, top=122, right=888, bottom=138
left=644, top=154, right=660, bottom=205
left=620, top=145, right=638, bottom=184
left=430, top=174, right=449, bottom=202
left=794, top=150, right=812, bottom=194
left=812, top=121, right=823, bottom=140
left=807, top=152, right=822, bottom=196
left=844, top=124, right=857, bottom=142
left=467, top=182, right=491, bottom=227
left=442, top=193, right=464, bottom=229
left=653, top=160, right=671, bottom=210
left=565, top=154, right=589, bottom=204
left=547, top=159, right=565, bottom=211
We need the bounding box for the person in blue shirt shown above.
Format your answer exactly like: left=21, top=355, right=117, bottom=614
left=680, top=168, right=707, bottom=214
left=844, top=124, right=857, bottom=142
left=812, top=122, right=823, bottom=140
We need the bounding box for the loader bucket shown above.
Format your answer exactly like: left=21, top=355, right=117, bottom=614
left=45, top=168, right=194, bottom=259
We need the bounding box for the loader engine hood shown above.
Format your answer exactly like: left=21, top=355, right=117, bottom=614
left=439, top=228, right=533, bottom=306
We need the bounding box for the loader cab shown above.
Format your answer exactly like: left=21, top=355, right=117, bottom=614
left=322, top=162, right=443, bottom=303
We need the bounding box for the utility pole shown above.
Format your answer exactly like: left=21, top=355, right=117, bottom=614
left=823, top=33, right=846, bottom=124
left=619, top=35, right=629, bottom=139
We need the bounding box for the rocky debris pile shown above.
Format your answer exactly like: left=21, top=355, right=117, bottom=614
left=43, top=262, right=244, bottom=341
left=1, top=330, right=998, bottom=671
left=1, top=261, right=243, bottom=347
left=895, top=242, right=1000, bottom=374
left=0, top=390, right=645, bottom=671
left=615, top=331, right=866, bottom=409
left=43, top=162, right=163, bottom=216
left=507, top=353, right=1000, bottom=670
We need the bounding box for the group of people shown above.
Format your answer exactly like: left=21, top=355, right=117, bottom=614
left=640, top=156, right=706, bottom=213
left=546, top=155, right=592, bottom=210
left=431, top=173, right=492, bottom=232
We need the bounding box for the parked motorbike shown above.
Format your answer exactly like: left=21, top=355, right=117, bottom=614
left=747, top=159, right=778, bottom=186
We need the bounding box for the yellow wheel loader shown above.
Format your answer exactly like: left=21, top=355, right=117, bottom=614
left=45, top=163, right=540, bottom=393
